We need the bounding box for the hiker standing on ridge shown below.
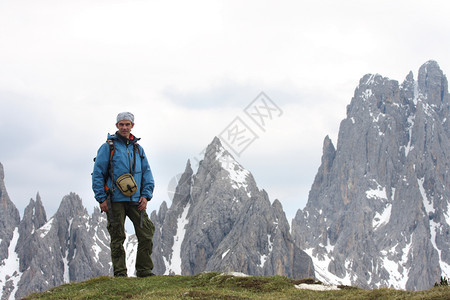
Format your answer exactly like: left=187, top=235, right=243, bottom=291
left=92, top=112, right=155, bottom=277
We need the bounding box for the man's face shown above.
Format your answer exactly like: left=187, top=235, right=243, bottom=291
left=116, top=120, right=134, bottom=138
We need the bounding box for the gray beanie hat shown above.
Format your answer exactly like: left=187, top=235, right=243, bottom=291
left=116, top=112, right=134, bottom=123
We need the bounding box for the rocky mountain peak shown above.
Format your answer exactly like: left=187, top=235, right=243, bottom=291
left=292, top=60, right=450, bottom=291
left=405, top=70, right=414, bottom=82
left=0, top=162, right=20, bottom=263
left=351, top=73, right=400, bottom=114
left=202, top=137, right=235, bottom=162
left=417, top=60, right=449, bottom=109
left=11, top=191, right=111, bottom=299
left=208, top=136, right=222, bottom=150
left=202, top=137, right=233, bottom=167
left=24, top=193, right=47, bottom=228
left=0, top=163, right=114, bottom=300
left=150, top=137, right=314, bottom=279
left=307, top=136, right=336, bottom=197
left=195, top=137, right=256, bottom=202
left=17, top=193, right=48, bottom=252
left=271, top=198, right=283, bottom=212
left=55, top=193, right=87, bottom=219
left=321, top=136, right=336, bottom=171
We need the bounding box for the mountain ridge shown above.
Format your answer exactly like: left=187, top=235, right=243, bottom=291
left=292, top=60, right=449, bottom=291
left=151, top=136, right=314, bottom=278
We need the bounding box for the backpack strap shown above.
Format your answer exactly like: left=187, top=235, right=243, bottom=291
left=107, top=140, right=115, bottom=161
left=106, top=139, right=115, bottom=181
left=132, top=142, right=145, bottom=228
left=105, top=139, right=116, bottom=221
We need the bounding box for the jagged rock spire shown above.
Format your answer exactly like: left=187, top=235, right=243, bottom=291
left=0, top=162, right=20, bottom=260
left=151, top=137, right=314, bottom=279
left=292, top=61, right=450, bottom=291
left=0, top=162, right=21, bottom=300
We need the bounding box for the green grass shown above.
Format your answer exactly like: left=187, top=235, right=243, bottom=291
left=24, top=273, right=450, bottom=300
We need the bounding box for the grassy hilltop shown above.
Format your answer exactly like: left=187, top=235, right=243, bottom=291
left=24, top=273, right=450, bottom=300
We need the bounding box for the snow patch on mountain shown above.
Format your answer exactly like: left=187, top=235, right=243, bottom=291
left=63, top=249, right=70, bottom=283
left=217, top=146, right=251, bottom=196
left=373, top=204, right=392, bottom=229
left=380, top=238, right=412, bottom=289
left=366, top=182, right=387, bottom=200
left=164, top=203, right=190, bottom=275
left=362, top=89, right=373, bottom=100
left=222, top=249, right=230, bottom=259
left=418, top=177, right=434, bottom=214
left=404, top=115, right=415, bottom=157
left=295, top=283, right=340, bottom=291
left=324, top=238, right=334, bottom=254
left=445, top=208, right=450, bottom=226
left=0, top=228, right=22, bottom=300
left=304, top=248, right=351, bottom=286
left=125, top=233, right=138, bottom=276
left=38, top=218, right=54, bottom=238
left=259, top=234, right=273, bottom=268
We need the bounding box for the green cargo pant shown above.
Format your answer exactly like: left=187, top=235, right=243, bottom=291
left=106, top=201, right=155, bottom=277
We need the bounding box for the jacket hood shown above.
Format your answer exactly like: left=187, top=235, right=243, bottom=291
left=107, top=132, right=140, bottom=144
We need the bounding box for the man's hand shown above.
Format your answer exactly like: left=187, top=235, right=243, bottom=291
left=100, top=201, right=108, bottom=213
left=138, top=197, right=148, bottom=211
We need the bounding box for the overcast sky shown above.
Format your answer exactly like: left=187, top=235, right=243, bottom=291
left=1, top=0, right=449, bottom=225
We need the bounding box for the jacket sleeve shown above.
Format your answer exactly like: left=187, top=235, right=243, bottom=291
left=92, top=143, right=110, bottom=203
left=139, top=146, right=155, bottom=200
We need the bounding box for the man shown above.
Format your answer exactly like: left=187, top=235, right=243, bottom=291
left=92, top=112, right=155, bottom=277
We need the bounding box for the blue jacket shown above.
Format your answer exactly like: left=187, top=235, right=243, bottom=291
left=92, top=132, right=154, bottom=203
